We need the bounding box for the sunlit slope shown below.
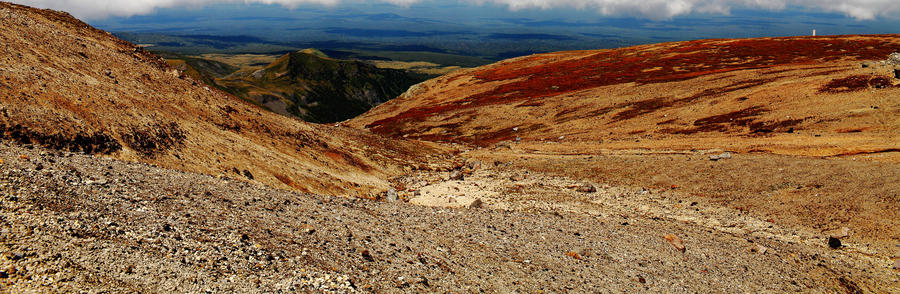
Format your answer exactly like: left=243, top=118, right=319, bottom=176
left=350, top=35, right=900, bottom=159
left=0, top=1, right=450, bottom=197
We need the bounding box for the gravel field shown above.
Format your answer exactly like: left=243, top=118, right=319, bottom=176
left=2, top=142, right=896, bottom=293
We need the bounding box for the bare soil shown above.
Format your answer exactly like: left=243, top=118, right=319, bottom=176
left=3, top=142, right=898, bottom=293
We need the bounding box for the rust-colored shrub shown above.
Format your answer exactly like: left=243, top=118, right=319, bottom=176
left=819, top=75, right=894, bottom=93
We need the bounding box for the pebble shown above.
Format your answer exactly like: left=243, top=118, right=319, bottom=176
left=576, top=183, right=597, bottom=193
left=361, top=250, right=374, bottom=262
left=386, top=188, right=398, bottom=202
left=830, top=227, right=850, bottom=239
left=468, top=198, right=483, bottom=209
left=709, top=152, right=732, bottom=161
left=664, top=234, right=686, bottom=252
left=302, top=224, right=315, bottom=234
left=449, top=170, right=464, bottom=181
left=747, top=244, right=767, bottom=254
left=827, top=237, right=842, bottom=249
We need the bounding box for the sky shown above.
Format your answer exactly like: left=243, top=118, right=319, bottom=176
left=9, top=0, right=900, bottom=60
left=12, top=0, right=900, bottom=21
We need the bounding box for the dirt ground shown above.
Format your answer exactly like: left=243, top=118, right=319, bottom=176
left=3, top=142, right=899, bottom=293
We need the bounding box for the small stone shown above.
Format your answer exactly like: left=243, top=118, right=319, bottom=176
left=664, top=234, right=686, bottom=252
left=893, top=259, right=900, bottom=270
left=830, top=227, right=850, bottom=239
left=361, top=250, right=374, bottom=262
left=385, top=188, right=398, bottom=202
left=894, top=69, right=899, bottom=79
left=6, top=252, right=24, bottom=260
left=468, top=198, right=483, bottom=209
left=576, top=183, right=596, bottom=193
left=449, top=170, right=464, bottom=181
left=709, top=152, right=732, bottom=161
left=465, top=159, right=481, bottom=171
left=84, top=178, right=108, bottom=185
left=828, top=237, right=842, bottom=249
left=509, top=174, right=525, bottom=182
left=747, top=244, right=767, bottom=254
left=19, top=154, right=29, bottom=160
left=565, top=251, right=582, bottom=260
left=495, top=141, right=512, bottom=150
left=302, top=224, right=315, bottom=234
left=242, top=170, right=254, bottom=180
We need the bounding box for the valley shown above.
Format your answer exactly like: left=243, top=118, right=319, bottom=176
left=0, top=1, right=898, bottom=293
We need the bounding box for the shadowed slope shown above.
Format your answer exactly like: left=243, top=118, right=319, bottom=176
left=215, top=50, right=426, bottom=123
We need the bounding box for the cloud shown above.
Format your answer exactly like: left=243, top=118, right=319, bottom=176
left=472, top=0, right=900, bottom=20
left=9, top=0, right=900, bottom=20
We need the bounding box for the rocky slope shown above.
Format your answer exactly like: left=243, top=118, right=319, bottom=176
left=215, top=49, right=427, bottom=123
left=0, top=1, right=450, bottom=197
left=3, top=142, right=897, bottom=293
left=349, top=35, right=900, bottom=159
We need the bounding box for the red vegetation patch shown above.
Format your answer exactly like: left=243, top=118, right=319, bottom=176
left=664, top=106, right=767, bottom=134
left=610, top=78, right=777, bottom=123
left=366, top=36, right=899, bottom=143
left=663, top=106, right=805, bottom=134
left=694, top=106, right=768, bottom=126
left=612, top=97, right=673, bottom=121
left=819, top=75, right=895, bottom=93
left=656, top=119, right=678, bottom=125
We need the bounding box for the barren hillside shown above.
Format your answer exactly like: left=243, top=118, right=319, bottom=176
left=0, top=1, right=450, bottom=197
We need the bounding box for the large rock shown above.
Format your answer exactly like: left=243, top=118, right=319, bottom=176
left=887, top=52, right=900, bottom=65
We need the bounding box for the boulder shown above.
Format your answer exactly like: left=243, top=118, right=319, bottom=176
left=887, top=52, right=900, bottom=65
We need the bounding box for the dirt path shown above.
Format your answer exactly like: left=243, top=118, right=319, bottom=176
left=1, top=142, right=897, bottom=293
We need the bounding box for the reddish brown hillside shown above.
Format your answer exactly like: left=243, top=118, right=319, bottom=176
left=349, top=35, right=900, bottom=159
left=0, top=2, right=450, bottom=196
